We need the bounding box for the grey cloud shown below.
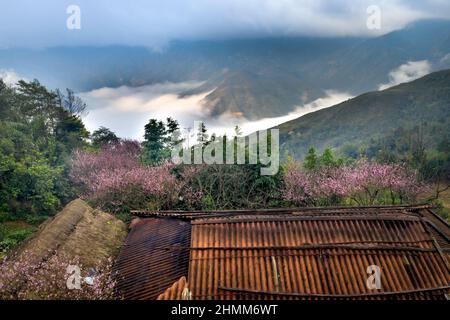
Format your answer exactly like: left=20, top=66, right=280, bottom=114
left=0, top=0, right=449, bottom=48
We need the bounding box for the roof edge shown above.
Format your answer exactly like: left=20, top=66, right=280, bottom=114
left=131, top=204, right=433, bottom=218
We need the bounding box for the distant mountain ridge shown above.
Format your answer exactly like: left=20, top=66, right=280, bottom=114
left=1, top=19, right=450, bottom=120
left=275, top=69, right=450, bottom=159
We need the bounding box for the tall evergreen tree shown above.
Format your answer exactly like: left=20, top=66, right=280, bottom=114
left=197, top=122, right=209, bottom=146
left=166, top=117, right=183, bottom=150
left=142, top=119, right=167, bottom=164
left=303, top=147, right=318, bottom=171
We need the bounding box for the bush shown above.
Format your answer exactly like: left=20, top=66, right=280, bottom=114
left=7, top=228, right=33, bottom=242
left=0, top=222, right=35, bottom=252
left=0, top=213, right=10, bottom=224
left=0, top=238, right=17, bottom=252
left=25, top=215, right=49, bottom=226
left=184, top=164, right=283, bottom=210
left=200, top=195, right=215, bottom=211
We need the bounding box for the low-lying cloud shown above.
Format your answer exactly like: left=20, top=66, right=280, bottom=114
left=378, top=60, right=431, bottom=90
left=81, top=82, right=209, bottom=139
left=202, top=90, right=353, bottom=138
left=81, top=82, right=352, bottom=140
left=0, top=69, right=25, bottom=86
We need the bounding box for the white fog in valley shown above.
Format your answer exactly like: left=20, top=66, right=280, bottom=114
left=81, top=82, right=352, bottom=140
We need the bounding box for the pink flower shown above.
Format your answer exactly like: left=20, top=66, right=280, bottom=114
left=70, top=142, right=203, bottom=210
left=282, top=159, right=426, bottom=205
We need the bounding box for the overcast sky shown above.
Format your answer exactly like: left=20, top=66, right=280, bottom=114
left=1, top=0, right=450, bottom=49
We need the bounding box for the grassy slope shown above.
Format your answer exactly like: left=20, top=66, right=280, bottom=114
left=418, top=186, right=450, bottom=222
left=0, top=221, right=36, bottom=259
left=437, top=188, right=450, bottom=222
left=440, top=188, right=450, bottom=212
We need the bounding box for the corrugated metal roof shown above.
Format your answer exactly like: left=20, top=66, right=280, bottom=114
left=131, top=204, right=433, bottom=219
left=116, top=205, right=450, bottom=300
left=419, top=209, right=450, bottom=250
left=188, top=215, right=450, bottom=300
left=113, top=218, right=191, bottom=300
left=156, top=277, right=190, bottom=300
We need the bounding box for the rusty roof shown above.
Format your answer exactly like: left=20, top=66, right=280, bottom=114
left=116, top=205, right=450, bottom=300
left=130, top=204, right=433, bottom=219
left=156, top=276, right=189, bottom=300
left=113, top=218, right=191, bottom=300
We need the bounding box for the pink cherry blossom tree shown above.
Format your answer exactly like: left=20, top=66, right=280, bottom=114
left=70, top=141, right=202, bottom=213
left=340, top=159, right=427, bottom=205
left=283, top=158, right=427, bottom=206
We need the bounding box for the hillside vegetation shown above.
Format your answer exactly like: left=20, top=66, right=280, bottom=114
left=277, top=69, right=450, bottom=160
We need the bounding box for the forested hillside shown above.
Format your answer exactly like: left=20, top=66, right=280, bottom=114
left=277, top=69, right=450, bottom=161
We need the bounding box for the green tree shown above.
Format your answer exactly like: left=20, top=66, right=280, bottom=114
left=319, top=148, right=343, bottom=168
left=142, top=119, right=167, bottom=164
left=166, top=117, right=180, bottom=135
left=166, top=117, right=183, bottom=150
left=197, top=122, right=209, bottom=146
left=141, top=118, right=186, bottom=164
left=91, top=127, right=119, bottom=148
left=303, top=147, right=318, bottom=171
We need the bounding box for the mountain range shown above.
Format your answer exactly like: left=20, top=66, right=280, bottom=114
left=1, top=19, right=450, bottom=121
